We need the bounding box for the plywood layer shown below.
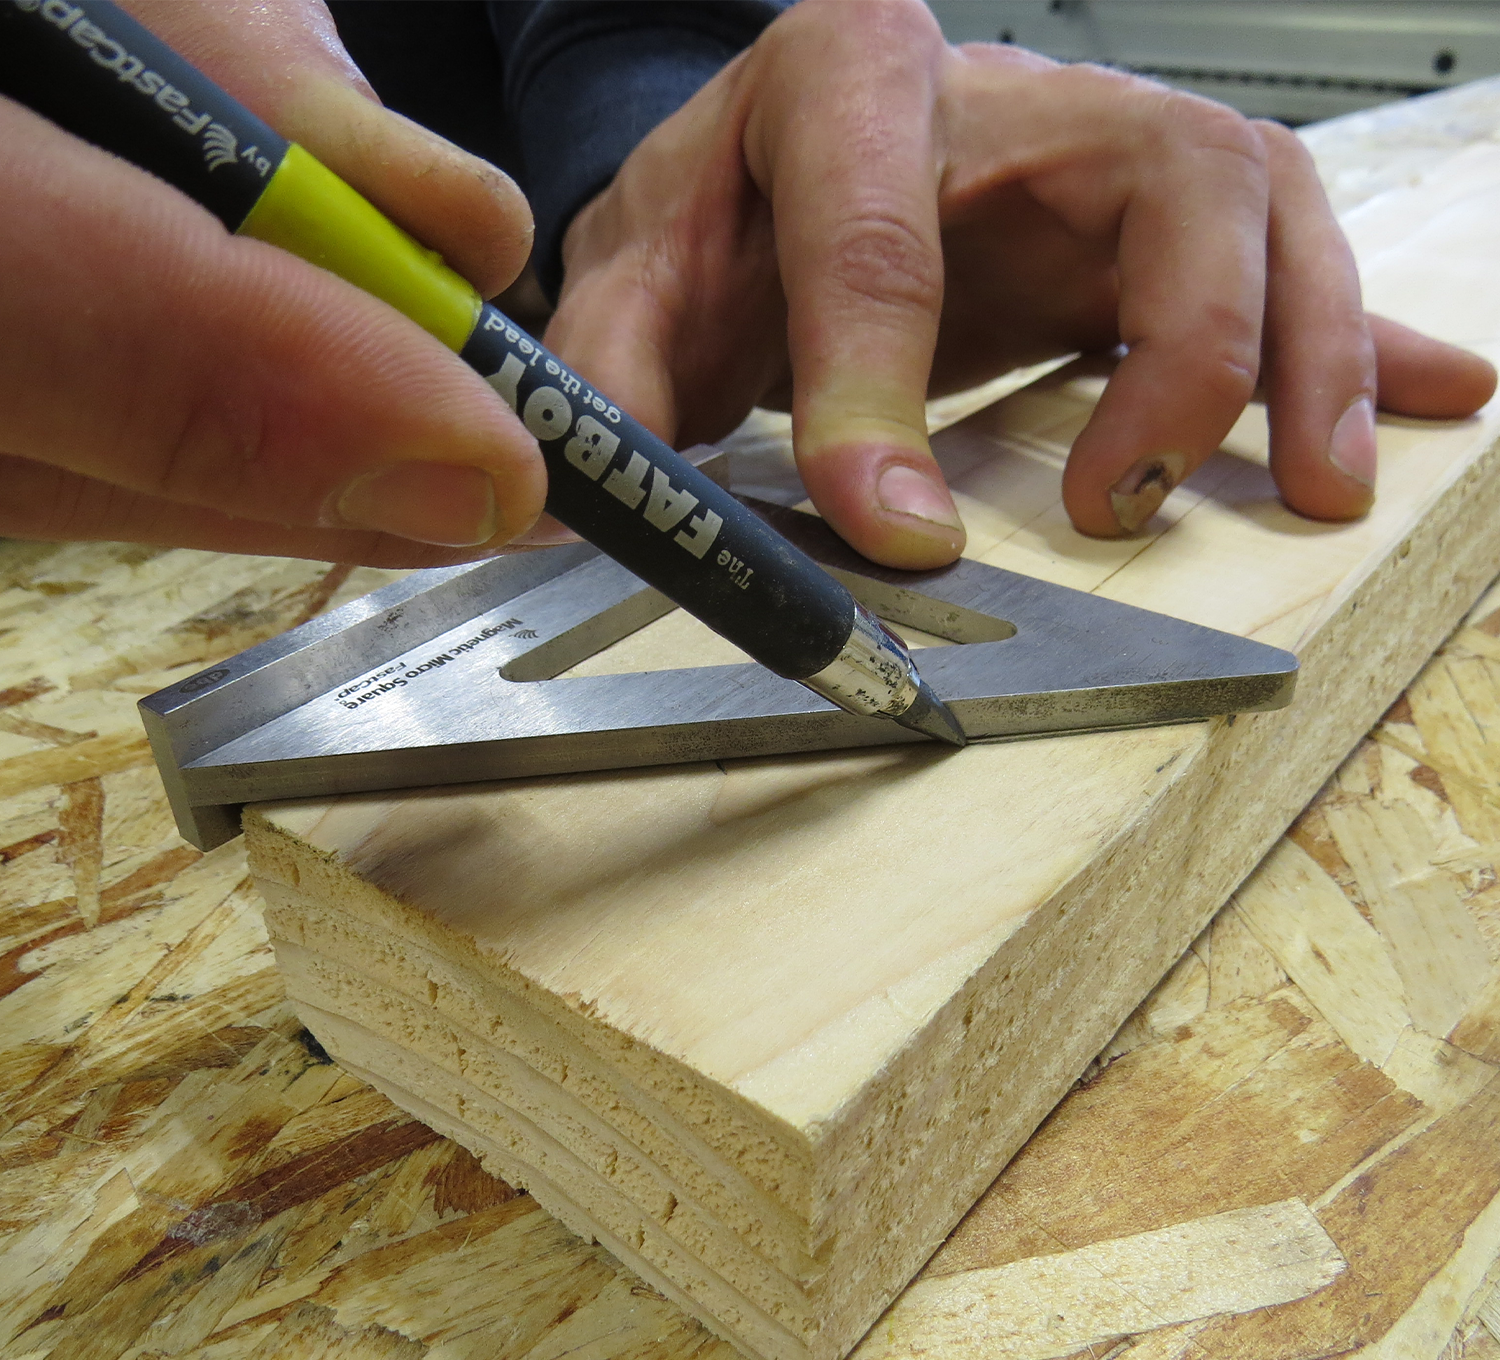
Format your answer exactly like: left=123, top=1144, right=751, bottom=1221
left=7, top=663, right=1500, bottom=1360
left=242, top=95, right=1500, bottom=1360
left=11, top=82, right=1500, bottom=1334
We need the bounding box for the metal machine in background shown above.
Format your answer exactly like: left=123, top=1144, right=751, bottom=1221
left=926, top=1, right=1500, bottom=124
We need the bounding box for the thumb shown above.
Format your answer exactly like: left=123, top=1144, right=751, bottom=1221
left=2, top=99, right=546, bottom=551
left=122, top=0, right=533, bottom=298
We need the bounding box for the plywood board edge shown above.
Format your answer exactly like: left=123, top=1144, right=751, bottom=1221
left=785, top=426, right=1500, bottom=1357
left=245, top=806, right=819, bottom=1212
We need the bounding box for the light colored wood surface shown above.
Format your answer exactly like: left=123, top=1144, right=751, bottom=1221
left=5, top=546, right=1500, bottom=1360
left=242, top=84, right=1500, bottom=1360
left=4, top=78, right=1500, bottom=1360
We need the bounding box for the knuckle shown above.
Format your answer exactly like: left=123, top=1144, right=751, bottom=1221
left=867, top=0, right=945, bottom=47
left=154, top=380, right=265, bottom=508
left=765, top=0, right=946, bottom=96
left=1250, top=116, right=1321, bottom=180
left=783, top=0, right=941, bottom=49
left=1046, top=64, right=1269, bottom=174
left=1161, top=92, right=1267, bottom=171
left=1193, top=339, right=1261, bottom=408
left=822, top=213, right=944, bottom=319
left=1143, top=303, right=1260, bottom=409
left=1054, top=60, right=1187, bottom=121
left=0, top=454, right=93, bottom=541
left=1162, top=88, right=1248, bottom=136
left=1065, top=60, right=1162, bottom=98
left=1248, top=116, right=1302, bottom=158
left=1043, top=59, right=1133, bottom=116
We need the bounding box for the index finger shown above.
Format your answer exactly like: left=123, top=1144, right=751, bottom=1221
left=744, top=0, right=964, bottom=569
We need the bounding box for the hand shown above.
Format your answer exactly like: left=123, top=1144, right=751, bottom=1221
left=548, top=0, right=1497, bottom=569
left=0, top=0, right=548, bottom=565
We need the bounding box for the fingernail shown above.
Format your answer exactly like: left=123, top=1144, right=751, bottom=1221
left=280, top=79, right=532, bottom=288
left=510, top=514, right=581, bottom=547
left=388, top=105, right=529, bottom=211
left=1109, top=452, right=1188, bottom=533
left=1328, top=396, right=1377, bottom=488
left=333, top=464, right=497, bottom=546
left=876, top=463, right=964, bottom=532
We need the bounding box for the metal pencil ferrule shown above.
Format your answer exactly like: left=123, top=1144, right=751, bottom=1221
left=800, top=603, right=920, bottom=719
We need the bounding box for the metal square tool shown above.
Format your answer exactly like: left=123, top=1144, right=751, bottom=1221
left=142, top=471, right=1296, bottom=851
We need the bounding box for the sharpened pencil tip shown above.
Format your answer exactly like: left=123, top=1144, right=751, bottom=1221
left=895, top=678, right=968, bottom=748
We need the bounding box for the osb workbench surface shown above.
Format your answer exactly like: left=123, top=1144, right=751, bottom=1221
left=7, top=80, right=1500, bottom=1360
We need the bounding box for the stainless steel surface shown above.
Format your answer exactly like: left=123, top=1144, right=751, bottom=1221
left=928, top=2, right=1500, bottom=125
left=801, top=603, right=922, bottom=718
left=142, top=493, right=1297, bottom=851
left=801, top=603, right=968, bottom=746
left=894, top=676, right=971, bottom=748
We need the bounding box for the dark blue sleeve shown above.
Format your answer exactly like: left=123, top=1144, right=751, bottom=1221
left=488, top=1, right=793, bottom=300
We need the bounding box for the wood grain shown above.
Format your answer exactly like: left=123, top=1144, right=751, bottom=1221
left=4, top=555, right=1500, bottom=1358
left=243, top=83, right=1500, bottom=1360
left=5, top=78, right=1500, bottom=1360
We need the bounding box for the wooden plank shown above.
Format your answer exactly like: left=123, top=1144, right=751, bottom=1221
left=1233, top=840, right=1412, bottom=1067
left=242, top=94, right=1500, bottom=1360
left=3, top=530, right=1500, bottom=1356
left=5, top=79, right=1500, bottom=1360
left=856, top=1201, right=1344, bottom=1360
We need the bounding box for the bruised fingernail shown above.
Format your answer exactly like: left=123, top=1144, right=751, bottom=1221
left=877, top=463, right=964, bottom=532
left=1328, top=396, right=1377, bottom=489
left=1109, top=452, right=1188, bottom=533
left=333, top=464, right=498, bottom=546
